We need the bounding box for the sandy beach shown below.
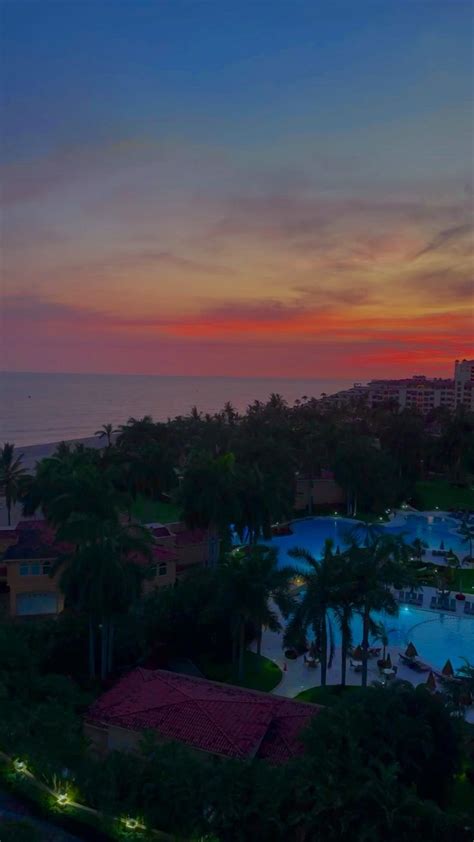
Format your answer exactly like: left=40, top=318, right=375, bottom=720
left=14, top=435, right=106, bottom=472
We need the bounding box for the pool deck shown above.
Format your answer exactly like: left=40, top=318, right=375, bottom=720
left=256, top=597, right=474, bottom=724
left=259, top=634, right=474, bottom=724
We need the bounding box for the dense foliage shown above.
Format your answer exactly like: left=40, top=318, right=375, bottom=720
left=0, top=621, right=472, bottom=842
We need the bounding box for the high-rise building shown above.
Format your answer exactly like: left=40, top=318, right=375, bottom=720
left=454, top=359, right=474, bottom=411
left=324, top=359, right=474, bottom=414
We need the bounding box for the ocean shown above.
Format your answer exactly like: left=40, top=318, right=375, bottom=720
left=0, top=371, right=354, bottom=447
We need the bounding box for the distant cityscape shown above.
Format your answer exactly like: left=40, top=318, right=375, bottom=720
left=326, top=358, right=474, bottom=414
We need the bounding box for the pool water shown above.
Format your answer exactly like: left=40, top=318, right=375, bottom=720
left=328, top=606, right=474, bottom=670
left=266, top=515, right=466, bottom=567
left=264, top=514, right=473, bottom=670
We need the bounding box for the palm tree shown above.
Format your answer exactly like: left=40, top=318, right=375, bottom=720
left=53, top=517, right=153, bottom=680
left=220, top=553, right=258, bottom=682
left=332, top=553, right=360, bottom=686
left=372, top=621, right=395, bottom=663
left=230, top=545, right=296, bottom=656
left=94, top=423, right=118, bottom=447
left=347, top=533, right=413, bottom=687
left=411, top=537, right=428, bottom=563
left=287, top=540, right=340, bottom=686
left=178, top=451, right=240, bottom=558
left=0, top=443, right=27, bottom=525
left=458, top=518, right=474, bottom=562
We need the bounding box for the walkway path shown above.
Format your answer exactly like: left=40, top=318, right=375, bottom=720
left=0, top=787, right=82, bottom=841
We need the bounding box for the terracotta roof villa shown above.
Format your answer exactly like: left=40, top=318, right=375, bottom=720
left=85, top=668, right=320, bottom=763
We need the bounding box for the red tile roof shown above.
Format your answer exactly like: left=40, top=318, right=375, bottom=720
left=86, top=668, right=319, bottom=762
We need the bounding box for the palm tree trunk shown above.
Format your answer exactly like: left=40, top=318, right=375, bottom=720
left=107, top=621, right=114, bottom=674
left=353, top=493, right=357, bottom=518
left=6, top=494, right=11, bottom=526
left=361, top=604, right=370, bottom=687
left=256, top=623, right=262, bottom=656
left=100, top=622, right=108, bottom=681
left=340, top=626, right=347, bottom=687
left=320, top=614, right=328, bottom=686
left=238, top=619, right=245, bottom=682
left=88, top=617, right=96, bottom=680
left=231, top=628, right=238, bottom=670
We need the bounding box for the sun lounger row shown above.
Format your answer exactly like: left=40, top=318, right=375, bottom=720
left=398, top=591, right=423, bottom=606
left=430, top=596, right=456, bottom=611
left=464, top=601, right=474, bottom=615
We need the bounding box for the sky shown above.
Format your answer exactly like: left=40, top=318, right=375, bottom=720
left=1, top=0, right=473, bottom=379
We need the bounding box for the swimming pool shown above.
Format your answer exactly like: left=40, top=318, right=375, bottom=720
left=266, top=514, right=466, bottom=567
left=328, top=605, right=474, bottom=670
left=264, top=514, right=473, bottom=669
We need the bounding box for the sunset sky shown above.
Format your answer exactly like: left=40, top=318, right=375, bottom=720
left=1, top=0, right=473, bottom=379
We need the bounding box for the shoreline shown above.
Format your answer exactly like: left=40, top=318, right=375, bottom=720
left=15, top=436, right=106, bottom=471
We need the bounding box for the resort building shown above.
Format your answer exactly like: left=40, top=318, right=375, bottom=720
left=85, top=667, right=319, bottom=763
left=367, top=376, right=455, bottom=413
left=295, top=470, right=345, bottom=512
left=3, top=521, right=65, bottom=617
left=325, top=359, right=474, bottom=415
left=2, top=518, right=217, bottom=619
left=455, top=358, right=474, bottom=411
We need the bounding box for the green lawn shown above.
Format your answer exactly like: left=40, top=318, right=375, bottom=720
left=197, top=651, right=282, bottom=692
left=295, top=684, right=359, bottom=706
left=419, top=564, right=474, bottom=595
left=414, top=480, right=474, bottom=511
left=131, top=495, right=182, bottom=524
left=453, top=568, right=474, bottom=594
left=447, top=772, right=474, bottom=823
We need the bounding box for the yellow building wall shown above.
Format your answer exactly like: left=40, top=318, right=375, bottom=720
left=6, top=558, right=65, bottom=617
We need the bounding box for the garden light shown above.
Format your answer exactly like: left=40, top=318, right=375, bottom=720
left=13, top=759, right=26, bottom=773
left=125, top=817, right=139, bottom=830
left=56, top=791, right=69, bottom=806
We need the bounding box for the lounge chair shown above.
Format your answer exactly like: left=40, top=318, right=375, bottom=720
left=412, top=660, right=431, bottom=672
left=464, top=602, right=473, bottom=615
left=350, top=659, right=363, bottom=673
left=417, top=593, right=423, bottom=606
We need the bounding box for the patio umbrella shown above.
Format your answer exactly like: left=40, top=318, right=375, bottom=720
left=441, top=659, right=454, bottom=678
left=405, top=642, right=418, bottom=659
left=385, top=652, right=392, bottom=668
left=352, top=645, right=363, bottom=660
left=426, top=671, right=437, bottom=692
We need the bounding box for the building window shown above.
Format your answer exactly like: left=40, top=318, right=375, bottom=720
left=42, top=562, right=51, bottom=575
left=158, top=563, right=167, bottom=576
left=30, top=563, right=40, bottom=576
left=20, top=564, right=29, bottom=576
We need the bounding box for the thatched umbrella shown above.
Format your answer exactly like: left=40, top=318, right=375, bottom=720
left=441, top=659, right=454, bottom=678
left=426, top=671, right=437, bottom=692
left=352, top=645, right=363, bottom=661
left=405, top=642, right=418, bottom=659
